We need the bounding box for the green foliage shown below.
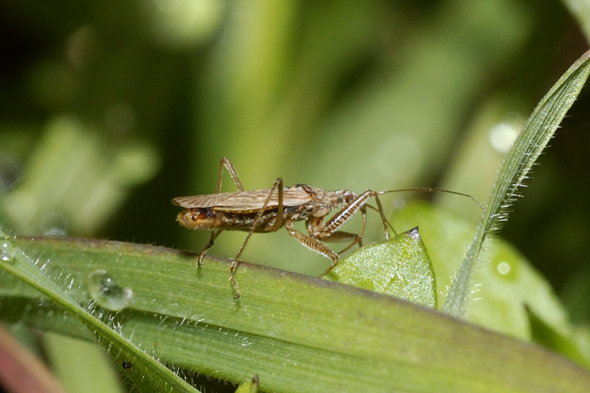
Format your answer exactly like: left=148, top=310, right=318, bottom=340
left=1, top=236, right=590, bottom=392
left=2, top=1, right=590, bottom=392
left=394, top=202, right=589, bottom=364
left=0, top=229, right=197, bottom=393
left=443, top=49, right=590, bottom=319
left=326, top=228, right=437, bottom=308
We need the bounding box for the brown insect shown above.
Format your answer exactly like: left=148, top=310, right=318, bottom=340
left=173, top=157, right=482, bottom=297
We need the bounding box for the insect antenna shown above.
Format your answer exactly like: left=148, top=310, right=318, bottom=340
left=377, top=188, right=485, bottom=211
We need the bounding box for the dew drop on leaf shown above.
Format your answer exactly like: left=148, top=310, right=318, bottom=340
left=88, top=269, right=134, bottom=311
left=0, top=240, right=16, bottom=263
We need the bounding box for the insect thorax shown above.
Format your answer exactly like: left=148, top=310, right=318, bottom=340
left=309, top=188, right=358, bottom=217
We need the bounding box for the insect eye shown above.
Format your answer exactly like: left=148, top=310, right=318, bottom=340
left=184, top=210, right=207, bottom=223
left=191, top=211, right=207, bottom=221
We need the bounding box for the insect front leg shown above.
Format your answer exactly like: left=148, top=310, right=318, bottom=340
left=197, top=157, right=245, bottom=267
left=306, top=214, right=365, bottom=254
left=230, top=177, right=284, bottom=298
left=315, top=190, right=374, bottom=241
left=321, top=230, right=364, bottom=254
left=370, top=192, right=392, bottom=240
left=197, top=228, right=223, bottom=266
left=321, top=190, right=393, bottom=241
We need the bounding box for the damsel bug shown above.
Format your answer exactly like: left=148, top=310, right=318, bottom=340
left=173, top=157, right=482, bottom=297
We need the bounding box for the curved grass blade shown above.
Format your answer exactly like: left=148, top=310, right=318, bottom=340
left=443, top=49, right=590, bottom=318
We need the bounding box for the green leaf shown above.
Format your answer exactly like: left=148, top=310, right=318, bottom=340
left=44, top=333, right=126, bottom=393
left=1, top=236, right=590, bottom=392
left=394, top=202, right=579, bottom=346
left=443, top=49, right=590, bottom=318
left=235, top=376, right=259, bottom=393
left=325, top=227, right=437, bottom=308
left=0, top=231, right=199, bottom=393
left=526, top=306, right=590, bottom=368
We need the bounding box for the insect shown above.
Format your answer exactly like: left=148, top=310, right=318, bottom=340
left=173, top=157, right=482, bottom=297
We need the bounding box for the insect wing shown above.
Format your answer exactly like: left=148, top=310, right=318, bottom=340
left=172, top=192, right=241, bottom=208
left=171, top=187, right=313, bottom=212
left=214, top=188, right=313, bottom=212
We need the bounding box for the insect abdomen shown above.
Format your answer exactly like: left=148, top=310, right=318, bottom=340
left=177, top=208, right=280, bottom=232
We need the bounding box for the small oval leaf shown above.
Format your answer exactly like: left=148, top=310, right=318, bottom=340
left=325, top=227, right=437, bottom=308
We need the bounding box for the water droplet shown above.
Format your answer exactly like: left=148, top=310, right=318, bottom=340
left=88, top=269, right=134, bottom=311
left=0, top=241, right=16, bottom=263
left=42, top=213, right=68, bottom=236
left=493, top=259, right=518, bottom=280
left=496, top=261, right=511, bottom=275
left=488, top=122, right=519, bottom=153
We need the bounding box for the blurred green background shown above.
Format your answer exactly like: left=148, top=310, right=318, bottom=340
left=1, top=0, right=590, bottom=326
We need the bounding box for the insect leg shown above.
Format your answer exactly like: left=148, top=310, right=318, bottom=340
left=270, top=174, right=285, bottom=231
left=304, top=192, right=373, bottom=257
left=306, top=212, right=364, bottom=254
left=334, top=205, right=367, bottom=252
left=230, top=177, right=284, bottom=298
left=197, top=228, right=224, bottom=266
left=364, top=203, right=397, bottom=236
left=316, top=189, right=393, bottom=246
left=371, top=192, right=391, bottom=240
left=285, top=219, right=340, bottom=277
left=217, top=157, right=245, bottom=192
left=323, top=230, right=363, bottom=254
left=318, top=190, right=374, bottom=237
